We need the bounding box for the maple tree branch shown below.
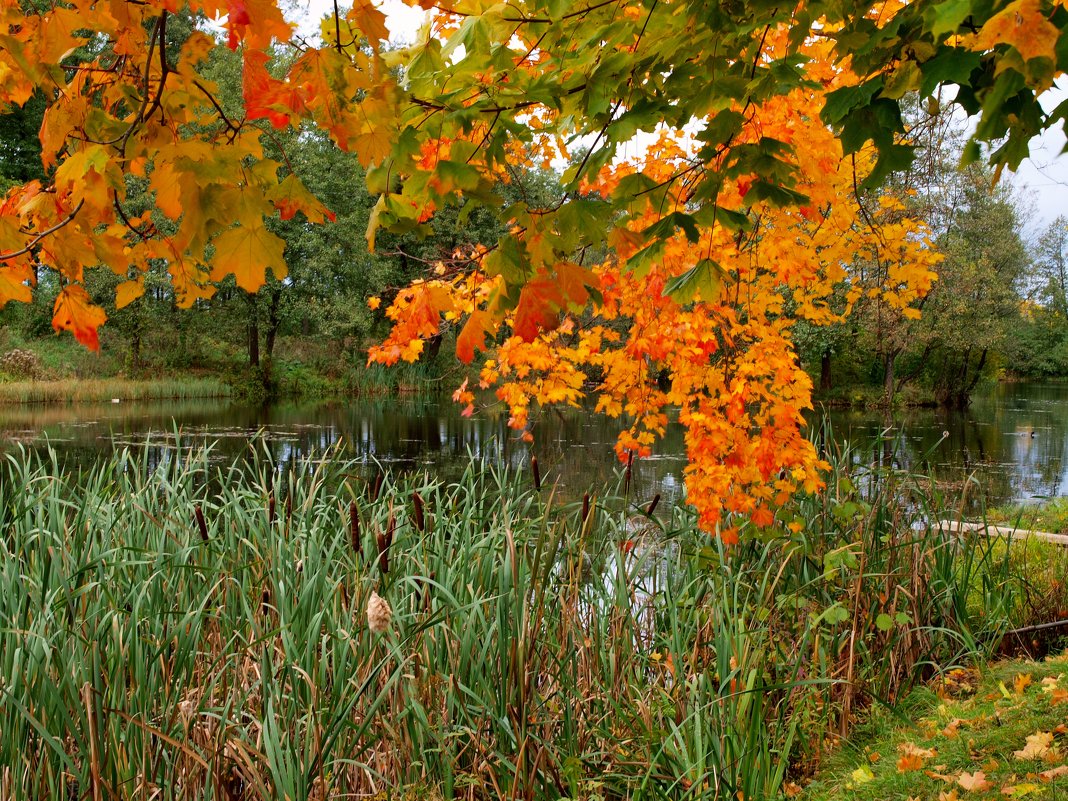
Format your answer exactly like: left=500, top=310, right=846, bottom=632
left=332, top=0, right=344, bottom=54
left=113, top=14, right=162, bottom=153
left=194, top=81, right=241, bottom=135
left=0, top=200, right=85, bottom=262
left=113, top=191, right=156, bottom=241
left=143, top=11, right=173, bottom=124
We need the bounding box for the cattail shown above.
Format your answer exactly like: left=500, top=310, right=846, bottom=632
left=349, top=502, right=361, bottom=559
left=531, top=456, right=542, bottom=491
left=646, top=493, right=661, bottom=517
left=261, top=587, right=271, bottom=617
left=412, top=492, right=425, bottom=532
left=582, top=492, right=591, bottom=523
left=376, top=513, right=395, bottom=574
left=194, top=505, right=208, bottom=542
left=366, top=590, right=392, bottom=634
left=371, top=473, right=384, bottom=502
left=285, top=492, right=293, bottom=522
left=624, top=452, right=634, bottom=495
left=268, top=492, right=276, bottom=525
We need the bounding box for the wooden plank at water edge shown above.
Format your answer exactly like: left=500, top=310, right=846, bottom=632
left=937, top=520, right=1068, bottom=547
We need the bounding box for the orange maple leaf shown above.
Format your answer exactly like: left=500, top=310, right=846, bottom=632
left=52, top=285, right=106, bottom=351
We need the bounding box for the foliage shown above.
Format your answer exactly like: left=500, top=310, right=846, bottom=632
left=0, top=0, right=1063, bottom=528
left=0, top=440, right=1025, bottom=798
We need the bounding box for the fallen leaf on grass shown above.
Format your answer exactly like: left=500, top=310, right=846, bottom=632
left=957, top=771, right=990, bottom=792
left=927, top=770, right=956, bottom=783
left=1001, top=782, right=1042, bottom=797
left=782, top=781, right=802, bottom=797
left=1039, top=765, right=1068, bottom=781
left=939, top=790, right=959, bottom=801
left=1014, top=674, right=1033, bottom=694
left=1040, top=675, right=1063, bottom=692
left=898, top=742, right=936, bottom=772
left=1014, top=732, right=1054, bottom=761
left=943, top=718, right=964, bottom=738
left=850, top=766, right=875, bottom=786
left=899, top=753, right=925, bottom=772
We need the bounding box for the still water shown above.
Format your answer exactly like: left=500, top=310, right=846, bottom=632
left=0, top=381, right=1066, bottom=509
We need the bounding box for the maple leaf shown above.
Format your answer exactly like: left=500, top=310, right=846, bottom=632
left=52, top=285, right=107, bottom=351
left=972, top=0, right=1060, bottom=63
left=457, top=310, right=495, bottom=364
left=210, top=225, right=287, bottom=292
left=267, top=175, right=336, bottom=223
left=114, top=279, right=145, bottom=309
left=1040, top=765, right=1068, bottom=781
left=1014, top=731, right=1055, bottom=760
left=0, top=264, right=33, bottom=308
left=956, top=771, right=990, bottom=792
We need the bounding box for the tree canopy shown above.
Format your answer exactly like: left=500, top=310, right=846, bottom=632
left=0, top=0, right=1065, bottom=530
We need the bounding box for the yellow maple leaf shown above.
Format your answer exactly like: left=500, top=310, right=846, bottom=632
left=114, top=279, right=145, bottom=309
left=1015, top=673, right=1033, bottom=694
left=210, top=224, right=287, bottom=293
left=973, top=0, right=1059, bottom=62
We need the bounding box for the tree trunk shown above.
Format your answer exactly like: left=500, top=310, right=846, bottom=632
left=265, top=288, right=282, bottom=361
left=820, top=349, right=832, bottom=391
left=247, top=293, right=260, bottom=368
left=883, top=351, right=896, bottom=405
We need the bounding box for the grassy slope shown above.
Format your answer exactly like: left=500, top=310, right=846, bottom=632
left=800, top=652, right=1068, bottom=800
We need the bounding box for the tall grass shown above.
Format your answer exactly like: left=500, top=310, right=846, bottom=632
left=0, top=438, right=1020, bottom=799
left=0, top=377, right=231, bottom=404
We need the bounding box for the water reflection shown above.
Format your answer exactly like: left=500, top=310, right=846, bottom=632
left=0, top=396, right=689, bottom=508
left=1, top=381, right=1067, bottom=509
left=810, top=381, right=1068, bottom=508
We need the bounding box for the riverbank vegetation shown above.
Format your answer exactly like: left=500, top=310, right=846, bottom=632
left=0, top=439, right=1061, bottom=799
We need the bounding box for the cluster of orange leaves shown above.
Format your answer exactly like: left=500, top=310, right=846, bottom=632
left=370, top=29, right=941, bottom=534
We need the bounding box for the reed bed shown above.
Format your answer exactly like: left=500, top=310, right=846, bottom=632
left=0, top=377, right=231, bottom=404
left=0, top=440, right=1018, bottom=799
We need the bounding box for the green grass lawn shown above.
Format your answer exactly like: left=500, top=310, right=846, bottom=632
left=799, top=651, right=1068, bottom=800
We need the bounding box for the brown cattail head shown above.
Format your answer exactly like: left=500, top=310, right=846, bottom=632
left=268, top=492, right=276, bottom=525
left=646, top=494, right=661, bottom=517
left=386, top=512, right=396, bottom=550
left=624, top=451, right=634, bottom=495
left=371, top=473, right=384, bottom=502
left=349, top=502, right=361, bottom=559
left=412, top=492, right=425, bottom=533
left=261, top=587, right=271, bottom=617
left=377, top=513, right=395, bottom=575
left=367, top=590, right=392, bottom=634
left=194, top=505, right=208, bottom=542
left=531, top=456, right=542, bottom=491
left=581, top=492, right=590, bottom=523
left=285, top=492, right=293, bottom=522
left=376, top=530, right=388, bottom=574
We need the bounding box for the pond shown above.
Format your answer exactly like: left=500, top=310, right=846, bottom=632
left=0, top=380, right=1066, bottom=510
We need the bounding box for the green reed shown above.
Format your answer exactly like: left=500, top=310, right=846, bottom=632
left=0, top=377, right=231, bottom=404
left=0, top=436, right=1019, bottom=799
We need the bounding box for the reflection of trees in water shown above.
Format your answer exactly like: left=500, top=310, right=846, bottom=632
left=0, top=397, right=689, bottom=507
left=9, top=384, right=1067, bottom=509
left=816, top=382, right=1068, bottom=509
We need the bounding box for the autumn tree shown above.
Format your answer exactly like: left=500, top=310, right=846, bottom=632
left=0, top=0, right=1065, bottom=531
